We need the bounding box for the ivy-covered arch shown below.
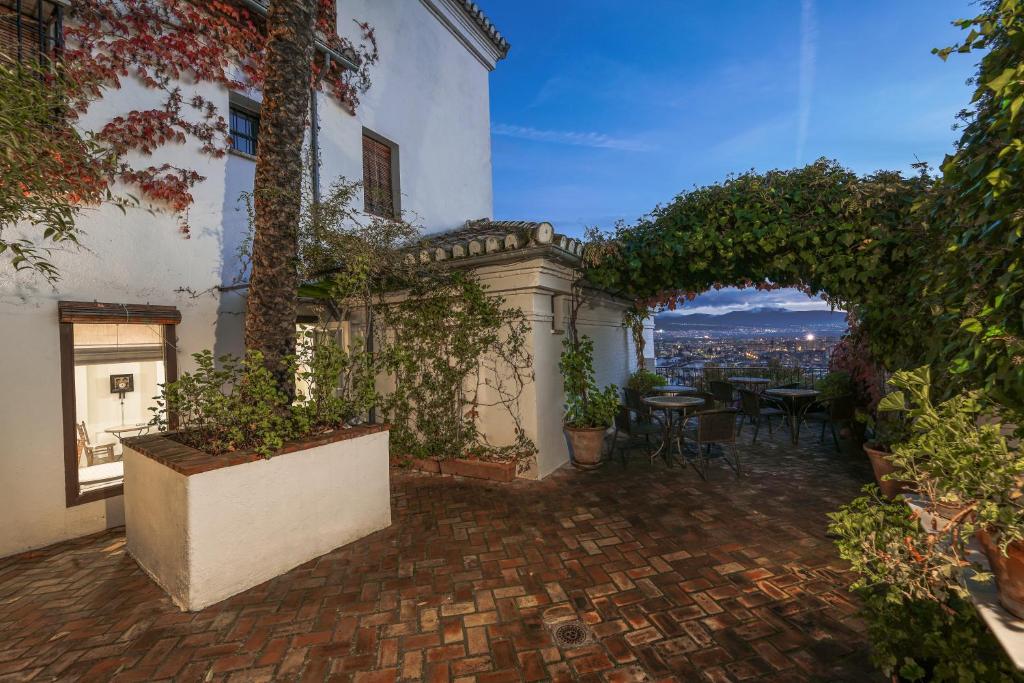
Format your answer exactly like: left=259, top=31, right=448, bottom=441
left=585, top=159, right=938, bottom=374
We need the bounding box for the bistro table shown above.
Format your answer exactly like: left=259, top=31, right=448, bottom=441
left=728, top=376, right=772, bottom=393
left=763, top=388, right=821, bottom=445
left=104, top=423, right=150, bottom=441
left=642, top=395, right=705, bottom=465
left=652, top=385, right=698, bottom=396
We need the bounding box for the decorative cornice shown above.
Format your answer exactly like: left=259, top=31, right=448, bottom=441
left=419, top=0, right=510, bottom=71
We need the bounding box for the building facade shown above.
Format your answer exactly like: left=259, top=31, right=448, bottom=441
left=0, top=0, right=637, bottom=557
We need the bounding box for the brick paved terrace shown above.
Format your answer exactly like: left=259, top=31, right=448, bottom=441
left=0, top=435, right=881, bottom=682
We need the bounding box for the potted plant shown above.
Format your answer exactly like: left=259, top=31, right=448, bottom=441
left=858, top=375, right=917, bottom=498
left=876, top=367, right=1024, bottom=616
left=829, top=488, right=1019, bottom=680
left=125, top=338, right=390, bottom=611
left=559, top=335, right=620, bottom=469
left=861, top=412, right=913, bottom=499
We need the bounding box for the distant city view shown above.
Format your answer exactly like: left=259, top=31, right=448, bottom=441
left=653, top=308, right=849, bottom=384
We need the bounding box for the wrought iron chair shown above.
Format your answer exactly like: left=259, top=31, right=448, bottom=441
left=76, top=422, right=116, bottom=467
left=803, top=395, right=856, bottom=452
left=708, top=380, right=735, bottom=407
left=610, top=405, right=663, bottom=466
left=736, top=389, right=785, bottom=444
left=685, top=408, right=741, bottom=479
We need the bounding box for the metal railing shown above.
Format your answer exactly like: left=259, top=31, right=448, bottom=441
left=654, top=364, right=829, bottom=390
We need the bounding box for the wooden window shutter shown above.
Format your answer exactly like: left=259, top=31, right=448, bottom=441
left=362, top=134, right=395, bottom=219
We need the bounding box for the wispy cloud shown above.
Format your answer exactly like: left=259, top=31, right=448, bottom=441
left=492, top=123, right=654, bottom=152
left=796, top=0, right=816, bottom=164
left=659, top=287, right=837, bottom=315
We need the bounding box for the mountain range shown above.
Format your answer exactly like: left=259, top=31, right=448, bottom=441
left=655, top=307, right=848, bottom=330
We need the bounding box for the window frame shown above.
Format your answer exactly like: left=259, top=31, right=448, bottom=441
left=362, top=128, right=401, bottom=219
left=228, top=92, right=261, bottom=158
left=58, top=301, right=180, bottom=507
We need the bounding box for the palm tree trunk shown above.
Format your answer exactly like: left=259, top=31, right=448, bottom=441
left=244, top=0, right=317, bottom=395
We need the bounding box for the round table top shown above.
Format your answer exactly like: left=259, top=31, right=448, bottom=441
left=728, top=376, right=771, bottom=384
left=652, top=385, right=697, bottom=395
left=642, top=395, right=705, bottom=410
left=104, top=423, right=149, bottom=434
left=764, top=388, right=820, bottom=399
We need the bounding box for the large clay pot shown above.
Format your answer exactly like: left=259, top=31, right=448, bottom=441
left=977, top=529, right=1024, bottom=618
left=564, top=425, right=606, bottom=470
left=863, top=444, right=911, bottom=499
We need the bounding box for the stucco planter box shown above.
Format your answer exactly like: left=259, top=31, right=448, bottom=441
left=123, top=425, right=391, bottom=611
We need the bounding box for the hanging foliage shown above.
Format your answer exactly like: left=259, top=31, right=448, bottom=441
left=0, top=61, right=125, bottom=279
left=925, top=0, right=1024, bottom=410
left=585, top=160, right=938, bottom=378
left=3, top=0, right=378, bottom=280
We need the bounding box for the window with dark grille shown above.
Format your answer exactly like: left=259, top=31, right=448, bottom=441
left=0, top=1, right=65, bottom=66
left=362, top=132, right=397, bottom=219
left=229, top=106, right=259, bottom=156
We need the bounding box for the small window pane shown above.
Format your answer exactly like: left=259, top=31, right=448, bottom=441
left=230, top=107, right=259, bottom=156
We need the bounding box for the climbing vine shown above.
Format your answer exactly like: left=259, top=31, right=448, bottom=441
left=622, top=306, right=648, bottom=370
left=2, top=0, right=378, bottom=280
left=585, top=161, right=937, bottom=381
left=378, top=273, right=536, bottom=466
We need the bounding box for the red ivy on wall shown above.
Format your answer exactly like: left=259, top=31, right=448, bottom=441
left=61, top=0, right=378, bottom=233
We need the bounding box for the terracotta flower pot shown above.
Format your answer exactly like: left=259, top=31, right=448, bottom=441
left=977, top=529, right=1024, bottom=618
left=863, top=444, right=911, bottom=499
left=564, top=425, right=606, bottom=470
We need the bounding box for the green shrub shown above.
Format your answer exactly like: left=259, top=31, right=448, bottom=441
left=829, top=488, right=1022, bottom=681
left=151, top=350, right=297, bottom=458
left=151, top=338, right=379, bottom=459
left=626, top=369, right=666, bottom=394
left=294, top=332, right=378, bottom=432
left=814, top=370, right=853, bottom=400
left=880, top=366, right=1022, bottom=548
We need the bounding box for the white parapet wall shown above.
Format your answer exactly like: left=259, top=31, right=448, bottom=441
left=123, top=426, right=391, bottom=611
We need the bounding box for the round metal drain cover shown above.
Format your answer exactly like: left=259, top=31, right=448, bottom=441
left=553, top=621, right=590, bottom=648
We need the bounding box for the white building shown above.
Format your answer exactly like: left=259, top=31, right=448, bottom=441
left=0, top=0, right=641, bottom=558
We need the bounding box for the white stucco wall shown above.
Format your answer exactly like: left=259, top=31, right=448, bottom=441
left=124, top=430, right=391, bottom=611
left=0, top=2, right=497, bottom=558
left=472, top=259, right=635, bottom=480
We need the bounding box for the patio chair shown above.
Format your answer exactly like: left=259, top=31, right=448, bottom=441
left=709, top=380, right=735, bottom=406
left=736, top=389, right=784, bottom=444
left=803, top=395, right=855, bottom=452
left=76, top=422, right=116, bottom=467
left=685, top=408, right=741, bottom=479
left=610, top=405, right=663, bottom=466
left=624, top=387, right=658, bottom=422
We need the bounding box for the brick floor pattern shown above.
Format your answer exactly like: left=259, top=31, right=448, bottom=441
left=0, top=435, right=883, bottom=682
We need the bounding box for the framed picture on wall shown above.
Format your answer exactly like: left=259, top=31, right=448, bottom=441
left=109, top=373, right=135, bottom=395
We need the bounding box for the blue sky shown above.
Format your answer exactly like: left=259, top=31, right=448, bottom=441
left=482, top=1, right=978, bottom=313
